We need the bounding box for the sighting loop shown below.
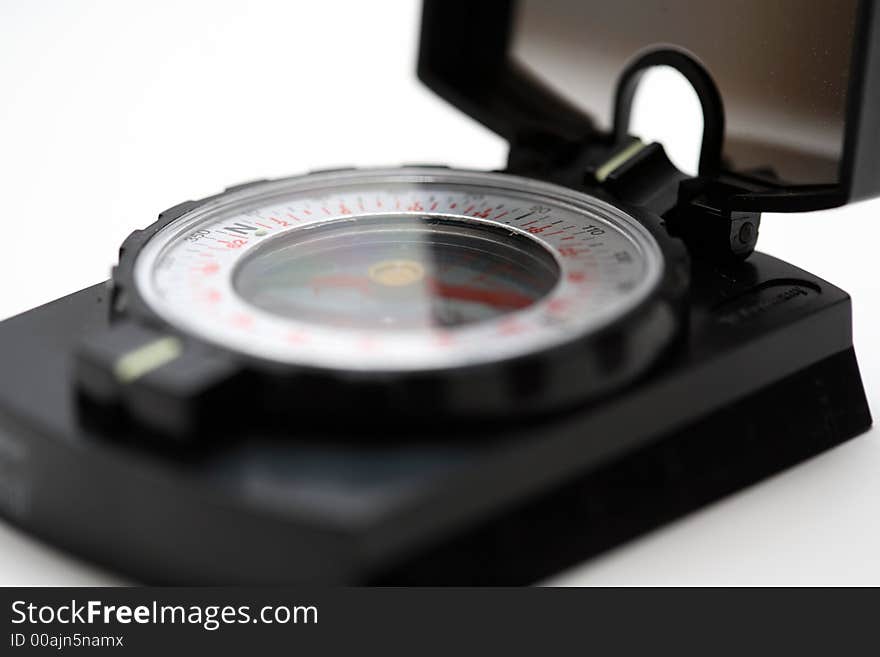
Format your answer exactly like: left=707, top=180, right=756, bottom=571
left=613, top=49, right=725, bottom=177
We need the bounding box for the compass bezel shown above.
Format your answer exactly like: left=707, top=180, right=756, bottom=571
left=107, top=167, right=689, bottom=418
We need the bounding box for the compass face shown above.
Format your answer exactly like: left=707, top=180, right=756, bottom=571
left=233, top=215, right=560, bottom=330
left=133, top=169, right=665, bottom=371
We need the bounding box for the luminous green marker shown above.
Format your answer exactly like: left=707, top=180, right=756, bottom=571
left=595, top=139, right=647, bottom=183
left=114, top=336, right=182, bottom=383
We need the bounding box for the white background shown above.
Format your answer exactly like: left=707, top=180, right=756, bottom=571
left=0, top=0, right=878, bottom=585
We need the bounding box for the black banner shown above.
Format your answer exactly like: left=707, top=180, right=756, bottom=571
left=0, top=587, right=876, bottom=655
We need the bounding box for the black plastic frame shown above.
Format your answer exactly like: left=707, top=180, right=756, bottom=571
left=418, top=0, right=880, bottom=213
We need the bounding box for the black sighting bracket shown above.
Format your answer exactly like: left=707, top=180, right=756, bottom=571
left=418, top=0, right=880, bottom=261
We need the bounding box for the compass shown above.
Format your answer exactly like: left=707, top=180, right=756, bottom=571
left=90, top=168, right=686, bottom=430
left=132, top=169, right=670, bottom=368
left=0, top=0, right=874, bottom=585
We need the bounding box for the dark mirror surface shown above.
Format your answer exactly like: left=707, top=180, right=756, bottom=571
left=512, top=0, right=859, bottom=185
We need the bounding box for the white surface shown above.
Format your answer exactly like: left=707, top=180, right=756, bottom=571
left=0, top=0, right=877, bottom=586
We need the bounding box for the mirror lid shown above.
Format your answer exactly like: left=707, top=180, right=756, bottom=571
left=418, top=0, right=880, bottom=212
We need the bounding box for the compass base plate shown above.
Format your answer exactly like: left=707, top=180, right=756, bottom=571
left=0, top=252, right=870, bottom=583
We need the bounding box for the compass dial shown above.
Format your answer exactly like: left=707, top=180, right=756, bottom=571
left=233, top=215, right=560, bottom=329
left=133, top=169, right=665, bottom=371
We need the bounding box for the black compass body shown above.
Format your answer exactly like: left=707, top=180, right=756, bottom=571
left=0, top=0, right=875, bottom=583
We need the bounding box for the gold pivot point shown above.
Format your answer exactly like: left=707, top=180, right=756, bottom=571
left=368, top=259, right=425, bottom=286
